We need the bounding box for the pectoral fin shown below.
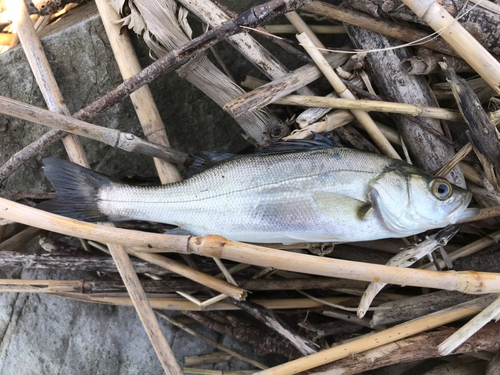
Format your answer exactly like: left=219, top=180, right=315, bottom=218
left=312, top=193, right=373, bottom=221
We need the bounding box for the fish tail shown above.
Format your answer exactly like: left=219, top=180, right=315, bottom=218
left=38, top=158, right=111, bottom=222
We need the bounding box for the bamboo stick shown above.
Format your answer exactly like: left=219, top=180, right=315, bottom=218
left=402, top=0, right=500, bottom=94
left=255, top=295, right=496, bottom=375
left=296, top=32, right=400, bottom=159
left=95, top=0, right=181, bottom=183
left=0, top=96, right=190, bottom=165
left=264, top=25, right=345, bottom=34
left=3, top=199, right=500, bottom=295
left=6, top=1, right=181, bottom=372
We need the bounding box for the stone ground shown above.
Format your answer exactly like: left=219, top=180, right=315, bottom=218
left=0, top=1, right=295, bottom=373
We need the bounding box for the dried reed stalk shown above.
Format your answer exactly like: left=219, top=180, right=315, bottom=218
left=0, top=279, right=83, bottom=293
left=224, top=52, right=350, bottom=116
left=95, top=0, right=180, bottom=183
left=403, top=0, right=500, bottom=94
left=274, top=95, right=464, bottom=121
left=2, top=199, right=500, bottom=295
left=296, top=32, right=400, bottom=159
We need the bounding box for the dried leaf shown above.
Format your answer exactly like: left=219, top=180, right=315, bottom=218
left=178, top=6, right=192, bottom=40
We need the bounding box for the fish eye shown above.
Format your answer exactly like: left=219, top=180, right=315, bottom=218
left=430, top=178, right=453, bottom=200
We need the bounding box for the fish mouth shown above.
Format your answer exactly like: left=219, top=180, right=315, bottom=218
left=446, top=192, right=478, bottom=223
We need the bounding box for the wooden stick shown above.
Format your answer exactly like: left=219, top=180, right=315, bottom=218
left=254, top=295, right=496, bottom=375
left=286, top=12, right=326, bottom=51
left=3, top=199, right=500, bottom=295
left=0, top=226, right=41, bottom=251
left=402, top=0, right=500, bottom=94
left=95, top=0, right=181, bottom=183
left=296, top=32, right=400, bottom=159
left=155, top=311, right=268, bottom=370
left=0, top=96, right=190, bottom=165
left=69, top=294, right=358, bottom=311
left=264, top=25, right=346, bottom=34
left=184, top=352, right=233, bottom=367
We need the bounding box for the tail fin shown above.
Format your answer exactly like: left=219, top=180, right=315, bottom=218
left=38, top=158, right=111, bottom=222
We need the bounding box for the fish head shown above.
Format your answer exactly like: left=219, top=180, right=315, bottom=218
left=369, top=169, right=478, bottom=236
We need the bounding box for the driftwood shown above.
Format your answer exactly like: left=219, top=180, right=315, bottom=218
left=455, top=248, right=500, bottom=273
left=0, top=226, right=42, bottom=251
left=183, top=310, right=302, bottom=358
left=0, top=250, right=172, bottom=274
left=440, top=61, right=500, bottom=179
left=344, top=24, right=465, bottom=186
left=305, top=323, right=500, bottom=375
left=370, top=290, right=477, bottom=327
left=402, top=49, right=473, bottom=75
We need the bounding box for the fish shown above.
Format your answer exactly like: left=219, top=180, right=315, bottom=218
left=38, top=138, right=478, bottom=244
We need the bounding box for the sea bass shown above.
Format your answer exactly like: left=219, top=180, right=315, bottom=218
left=39, top=141, right=478, bottom=244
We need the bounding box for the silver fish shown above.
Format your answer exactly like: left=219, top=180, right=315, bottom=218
left=39, top=144, right=478, bottom=244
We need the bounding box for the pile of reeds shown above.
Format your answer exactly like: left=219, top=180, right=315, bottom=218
left=1, top=0, right=500, bottom=373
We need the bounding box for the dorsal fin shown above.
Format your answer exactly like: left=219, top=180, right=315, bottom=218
left=255, top=132, right=342, bottom=155
left=187, top=151, right=238, bottom=177
left=187, top=133, right=342, bottom=176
